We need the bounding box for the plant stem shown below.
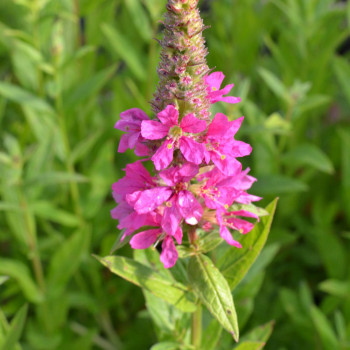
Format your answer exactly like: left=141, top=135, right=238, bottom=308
left=191, top=304, right=202, bottom=349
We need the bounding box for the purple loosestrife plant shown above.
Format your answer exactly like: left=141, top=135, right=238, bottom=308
left=100, top=0, right=277, bottom=347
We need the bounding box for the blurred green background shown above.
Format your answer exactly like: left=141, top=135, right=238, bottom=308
left=0, top=0, right=350, bottom=349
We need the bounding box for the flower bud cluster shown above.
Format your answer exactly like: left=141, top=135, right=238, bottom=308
left=112, top=0, right=260, bottom=268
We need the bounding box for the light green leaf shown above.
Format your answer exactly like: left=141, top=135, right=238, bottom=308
left=123, top=0, right=152, bottom=41
left=63, top=65, right=117, bottom=110
left=0, top=305, right=27, bottom=350
left=30, top=201, right=80, bottom=227
left=24, top=172, right=88, bottom=187
left=310, top=305, right=339, bottom=350
left=0, top=82, right=53, bottom=113
left=258, top=68, right=290, bottom=103
left=282, top=143, right=334, bottom=174
left=0, top=276, right=9, bottom=286
left=233, top=341, right=265, bottom=350
left=318, top=279, right=350, bottom=298
left=48, top=228, right=90, bottom=296
left=0, top=259, right=42, bottom=303
left=97, top=255, right=197, bottom=312
left=150, top=342, right=182, bottom=350
left=218, top=199, right=278, bottom=290
left=252, top=175, right=308, bottom=195
left=188, top=254, right=239, bottom=341
left=101, top=23, right=146, bottom=81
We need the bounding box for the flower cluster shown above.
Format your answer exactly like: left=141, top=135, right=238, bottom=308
left=111, top=0, right=260, bottom=268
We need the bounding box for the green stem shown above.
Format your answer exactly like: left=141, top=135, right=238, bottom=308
left=191, top=304, right=202, bottom=349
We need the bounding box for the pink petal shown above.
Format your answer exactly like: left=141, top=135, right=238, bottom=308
left=141, top=120, right=169, bottom=140
left=207, top=113, right=230, bottom=138
left=179, top=137, right=204, bottom=164
left=177, top=191, right=203, bottom=225
left=134, top=142, right=149, bottom=156
left=231, top=140, right=252, bottom=157
left=120, top=108, right=149, bottom=122
left=160, top=236, right=178, bottom=268
left=157, top=105, right=179, bottom=127
left=129, top=187, right=172, bottom=214
left=220, top=96, right=241, bottom=104
left=205, top=72, right=225, bottom=90
left=180, top=113, right=207, bottom=133
left=231, top=218, right=254, bottom=234
left=210, top=151, right=242, bottom=176
left=162, top=199, right=182, bottom=235
left=173, top=227, right=183, bottom=245
left=130, top=229, right=161, bottom=249
left=117, top=134, right=129, bottom=153
left=219, top=225, right=242, bottom=248
left=152, top=139, right=174, bottom=170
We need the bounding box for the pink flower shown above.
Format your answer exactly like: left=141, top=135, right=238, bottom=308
left=205, top=72, right=241, bottom=104
left=216, top=209, right=259, bottom=247
left=125, top=163, right=202, bottom=236
left=141, top=105, right=207, bottom=170
left=114, top=108, right=149, bottom=156
left=129, top=214, right=182, bottom=269
left=204, top=113, right=252, bottom=176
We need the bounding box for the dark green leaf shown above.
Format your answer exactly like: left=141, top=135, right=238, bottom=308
left=252, top=176, right=308, bottom=195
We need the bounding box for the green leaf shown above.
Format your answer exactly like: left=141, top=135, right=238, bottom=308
left=24, top=172, right=88, bottom=187
left=252, top=175, right=308, bottom=195
left=30, top=201, right=80, bottom=227
left=241, top=321, right=274, bottom=343
left=310, top=305, right=339, bottom=350
left=96, top=255, right=197, bottom=312
left=0, top=304, right=28, bottom=350
left=0, top=259, right=42, bottom=303
left=63, top=65, right=117, bottom=110
left=0, top=276, right=9, bottom=286
left=123, top=0, right=152, bottom=41
left=150, top=342, right=182, bottom=350
left=333, top=56, right=350, bottom=103
left=233, top=341, right=265, bottom=350
left=188, top=254, right=239, bottom=341
left=318, top=279, right=350, bottom=298
left=282, top=143, right=334, bottom=174
left=0, top=82, right=53, bottom=113
left=48, top=228, right=90, bottom=295
left=218, top=199, right=278, bottom=290
left=258, top=68, right=290, bottom=103
left=200, top=319, right=223, bottom=350
left=101, top=23, right=146, bottom=81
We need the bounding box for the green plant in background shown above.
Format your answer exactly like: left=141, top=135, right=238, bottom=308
left=0, top=0, right=349, bottom=349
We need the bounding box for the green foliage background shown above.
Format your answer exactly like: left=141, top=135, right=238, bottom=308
left=0, top=0, right=349, bottom=349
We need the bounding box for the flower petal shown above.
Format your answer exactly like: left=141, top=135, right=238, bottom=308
left=160, top=236, right=178, bottom=269
left=152, top=139, right=174, bottom=170
left=179, top=137, right=204, bottom=164
left=162, top=199, right=182, bottom=235
left=130, top=229, right=161, bottom=249
left=177, top=191, right=203, bottom=225
left=219, top=225, right=242, bottom=248
left=157, top=105, right=179, bottom=127
left=128, top=187, right=172, bottom=214
left=205, top=72, right=225, bottom=90
left=141, top=120, right=169, bottom=140
left=180, top=113, right=207, bottom=133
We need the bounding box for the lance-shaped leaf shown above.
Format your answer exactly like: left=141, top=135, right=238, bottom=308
left=188, top=254, right=239, bottom=342
left=96, top=255, right=196, bottom=312
left=218, top=199, right=277, bottom=290
left=233, top=341, right=265, bottom=350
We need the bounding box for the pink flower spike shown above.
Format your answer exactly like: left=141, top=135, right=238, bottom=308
left=130, top=229, right=162, bottom=249
left=205, top=72, right=241, bottom=105
left=160, top=235, right=179, bottom=268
